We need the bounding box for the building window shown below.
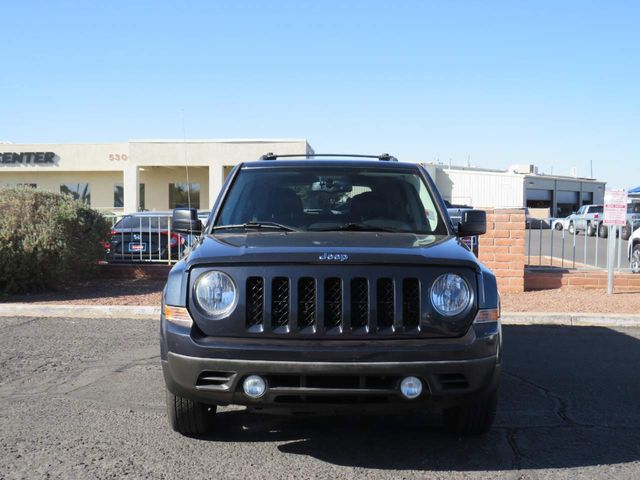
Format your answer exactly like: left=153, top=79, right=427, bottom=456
left=60, top=183, right=91, bottom=205
left=139, top=183, right=146, bottom=211
left=169, top=183, right=200, bottom=209
left=114, top=183, right=124, bottom=208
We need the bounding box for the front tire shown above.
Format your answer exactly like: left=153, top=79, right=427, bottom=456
left=622, top=224, right=632, bottom=241
left=554, top=222, right=563, bottom=231
left=443, top=390, right=498, bottom=435
left=568, top=222, right=575, bottom=235
left=166, top=390, right=216, bottom=435
left=632, top=245, right=640, bottom=274
left=587, top=223, right=596, bottom=236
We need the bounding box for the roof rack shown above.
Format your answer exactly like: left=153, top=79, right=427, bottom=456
left=259, top=153, right=398, bottom=162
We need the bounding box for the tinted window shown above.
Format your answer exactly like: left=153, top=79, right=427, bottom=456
left=60, top=183, right=90, bottom=205
left=115, top=216, right=169, bottom=229
left=216, top=166, right=446, bottom=234
left=628, top=203, right=640, bottom=214
left=169, top=183, right=200, bottom=209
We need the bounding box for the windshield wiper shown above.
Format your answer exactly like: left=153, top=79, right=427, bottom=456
left=308, top=223, right=400, bottom=233
left=212, top=222, right=299, bottom=232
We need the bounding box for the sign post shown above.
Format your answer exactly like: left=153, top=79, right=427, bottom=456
left=603, top=190, right=628, bottom=294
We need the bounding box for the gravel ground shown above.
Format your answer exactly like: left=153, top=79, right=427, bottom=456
left=1, top=318, right=640, bottom=479
left=501, top=289, right=640, bottom=314
left=4, top=279, right=640, bottom=315
left=1, top=279, right=165, bottom=306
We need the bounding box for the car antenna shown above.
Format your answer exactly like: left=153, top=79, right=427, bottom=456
left=181, top=109, right=192, bottom=210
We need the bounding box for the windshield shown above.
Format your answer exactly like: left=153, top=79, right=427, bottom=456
left=115, top=215, right=169, bottom=230
left=215, top=166, right=447, bottom=234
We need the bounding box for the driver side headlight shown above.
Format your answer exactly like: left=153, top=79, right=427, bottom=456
left=194, top=270, right=238, bottom=319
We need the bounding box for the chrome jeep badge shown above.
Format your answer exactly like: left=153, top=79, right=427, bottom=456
left=318, top=253, right=349, bottom=262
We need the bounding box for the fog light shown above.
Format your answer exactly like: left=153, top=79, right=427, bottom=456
left=400, top=376, right=423, bottom=399
left=243, top=375, right=267, bottom=398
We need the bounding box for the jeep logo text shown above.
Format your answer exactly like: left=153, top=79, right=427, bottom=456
left=318, top=253, right=349, bottom=262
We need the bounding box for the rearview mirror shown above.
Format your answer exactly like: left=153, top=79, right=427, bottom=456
left=457, top=210, right=487, bottom=236
left=172, top=208, right=203, bottom=235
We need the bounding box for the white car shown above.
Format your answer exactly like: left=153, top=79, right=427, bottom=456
left=629, top=227, right=640, bottom=274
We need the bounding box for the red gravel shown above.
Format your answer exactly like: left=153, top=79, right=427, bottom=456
left=501, top=288, right=640, bottom=314
left=4, top=279, right=640, bottom=314
left=1, top=279, right=164, bottom=306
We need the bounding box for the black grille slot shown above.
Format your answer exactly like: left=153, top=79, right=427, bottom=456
left=351, top=278, right=369, bottom=329
left=402, top=278, right=420, bottom=327
left=437, top=373, right=470, bottom=391
left=376, top=278, right=394, bottom=328
left=324, top=278, right=342, bottom=328
left=272, top=277, right=290, bottom=328
left=298, top=278, right=316, bottom=328
left=246, top=277, right=264, bottom=327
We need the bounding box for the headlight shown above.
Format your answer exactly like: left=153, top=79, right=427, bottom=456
left=430, top=273, right=471, bottom=316
left=194, top=271, right=237, bottom=319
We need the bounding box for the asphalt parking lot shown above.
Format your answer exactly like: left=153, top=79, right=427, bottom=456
left=1, top=318, right=639, bottom=479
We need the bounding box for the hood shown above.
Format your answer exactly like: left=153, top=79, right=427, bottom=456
left=184, top=231, right=481, bottom=270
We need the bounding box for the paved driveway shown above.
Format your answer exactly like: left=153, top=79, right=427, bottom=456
left=1, top=317, right=639, bottom=479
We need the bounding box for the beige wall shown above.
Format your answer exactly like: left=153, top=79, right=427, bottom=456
left=0, top=139, right=310, bottom=213
left=139, top=166, right=209, bottom=211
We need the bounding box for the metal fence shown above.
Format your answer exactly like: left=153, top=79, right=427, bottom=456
left=103, top=213, right=194, bottom=265
left=526, top=219, right=634, bottom=272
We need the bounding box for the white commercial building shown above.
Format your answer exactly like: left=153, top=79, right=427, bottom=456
left=424, top=163, right=606, bottom=217
left=0, top=139, right=312, bottom=213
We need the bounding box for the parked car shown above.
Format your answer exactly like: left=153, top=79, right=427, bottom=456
left=161, top=153, right=500, bottom=437
left=106, top=212, right=189, bottom=262
left=551, top=217, right=570, bottom=231
left=565, top=204, right=603, bottom=236
left=629, top=226, right=640, bottom=274
left=597, top=202, right=640, bottom=240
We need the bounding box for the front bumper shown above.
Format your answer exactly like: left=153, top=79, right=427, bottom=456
left=161, top=319, right=501, bottom=412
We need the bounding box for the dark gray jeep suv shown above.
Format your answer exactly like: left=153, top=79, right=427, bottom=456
left=161, top=154, right=501, bottom=436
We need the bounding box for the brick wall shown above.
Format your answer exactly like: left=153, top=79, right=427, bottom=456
left=478, top=209, right=527, bottom=293
left=525, top=268, right=640, bottom=292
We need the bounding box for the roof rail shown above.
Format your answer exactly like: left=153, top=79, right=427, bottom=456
left=258, top=153, right=398, bottom=162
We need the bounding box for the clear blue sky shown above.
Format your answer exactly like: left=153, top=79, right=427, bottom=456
left=1, top=1, right=638, bottom=188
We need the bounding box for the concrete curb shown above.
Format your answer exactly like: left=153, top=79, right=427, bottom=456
left=1, top=304, right=639, bottom=327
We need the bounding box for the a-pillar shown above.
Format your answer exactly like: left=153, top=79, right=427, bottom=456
left=209, top=164, right=224, bottom=209
left=123, top=164, right=139, bottom=214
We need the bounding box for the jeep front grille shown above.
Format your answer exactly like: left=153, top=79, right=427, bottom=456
left=245, top=275, right=422, bottom=334
left=246, top=277, right=264, bottom=327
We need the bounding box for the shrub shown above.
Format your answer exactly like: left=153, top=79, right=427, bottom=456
left=0, top=187, right=111, bottom=294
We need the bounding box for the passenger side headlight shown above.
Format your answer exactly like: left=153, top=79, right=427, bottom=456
left=194, top=270, right=237, bottom=319
left=430, top=273, right=471, bottom=316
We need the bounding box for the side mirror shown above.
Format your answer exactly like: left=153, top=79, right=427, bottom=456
left=172, top=208, right=203, bottom=235
left=458, top=210, right=487, bottom=236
